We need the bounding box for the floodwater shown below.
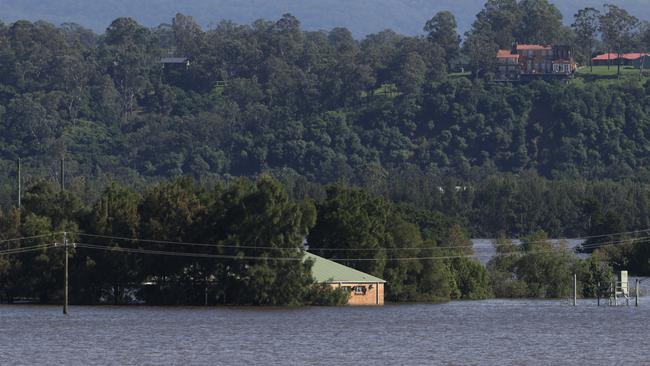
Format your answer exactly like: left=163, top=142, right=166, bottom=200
left=1, top=299, right=648, bottom=365
left=472, top=239, right=586, bottom=264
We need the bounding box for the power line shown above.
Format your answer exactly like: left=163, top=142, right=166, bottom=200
left=70, top=234, right=650, bottom=262
left=71, top=229, right=650, bottom=253
left=0, top=227, right=645, bottom=261
left=0, top=232, right=62, bottom=247
left=69, top=240, right=592, bottom=262
left=0, top=243, right=58, bottom=256
left=75, top=232, right=301, bottom=251
left=579, top=236, right=650, bottom=250
left=2, top=235, right=648, bottom=263
left=74, top=243, right=304, bottom=261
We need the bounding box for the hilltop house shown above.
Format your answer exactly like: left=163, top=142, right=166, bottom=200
left=305, top=252, right=386, bottom=305
left=496, top=43, right=576, bottom=80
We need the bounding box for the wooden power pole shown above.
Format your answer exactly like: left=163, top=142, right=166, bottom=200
left=63, top=231, right=69, bottom=315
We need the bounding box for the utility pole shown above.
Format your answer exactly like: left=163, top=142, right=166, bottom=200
left=204, top=286, right=208, bottom=306
left=63, top=231, right=69, bottom=315
left=17, top=158, right=21, bottom=208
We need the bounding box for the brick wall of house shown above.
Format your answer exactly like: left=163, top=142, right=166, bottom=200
left=330, top=282, right=384, bottom=305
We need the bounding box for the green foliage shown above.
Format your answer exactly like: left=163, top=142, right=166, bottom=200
left=487, top=231, right=616, bottom=299
left=574, top=256, right=614, bottom=298
left=1, top=8, right=650, bottom=304
left=516, top=0, right=564, bottom=44
left=306, top=283, right=350, bottom=306
left=424, top=11, right=461, bottom=69
left=309, top=185, right=490, bottom=302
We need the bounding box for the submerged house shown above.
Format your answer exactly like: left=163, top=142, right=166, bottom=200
left=496, top=43, right=576, bottom=80
left=305, top=252, right=386, bottom=305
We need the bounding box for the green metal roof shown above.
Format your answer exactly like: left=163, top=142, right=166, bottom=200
left=304, top=252, right=386, bottom=283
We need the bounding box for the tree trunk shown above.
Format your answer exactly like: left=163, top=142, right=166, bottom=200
left=608, top=48, right=611, bottom=70
left=617, top=48, right=621, bottom=79
left=589, top=40, right=593, bottom=73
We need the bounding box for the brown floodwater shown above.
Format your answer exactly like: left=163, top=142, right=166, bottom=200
left=0, top=299, right=647, bottom=365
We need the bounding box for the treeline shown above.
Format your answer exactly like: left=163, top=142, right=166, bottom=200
left=0, top=176, right=495, bottom=305
left=377, top=172, right=650, bottom=238
left=2, top=176, right=642, bottom=304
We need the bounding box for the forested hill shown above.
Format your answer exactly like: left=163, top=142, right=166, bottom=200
left=2, top=0, right=649, bottom=37
left=3, top=1, right=650, bottom=237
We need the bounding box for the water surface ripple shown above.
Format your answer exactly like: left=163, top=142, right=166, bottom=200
left=0, top=299, right=646, bottom=365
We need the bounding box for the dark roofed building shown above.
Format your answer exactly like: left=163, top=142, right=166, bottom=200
left=160, top=57, right=190, bottom=68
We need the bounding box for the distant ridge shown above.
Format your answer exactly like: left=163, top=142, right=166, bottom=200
left=1, top=0, right=649, bottom=37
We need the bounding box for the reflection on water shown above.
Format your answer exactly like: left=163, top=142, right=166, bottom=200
left=0, top=299, right=647, bottom=365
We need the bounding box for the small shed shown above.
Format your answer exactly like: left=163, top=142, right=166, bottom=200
left=305, top=252, right=386, bottom=305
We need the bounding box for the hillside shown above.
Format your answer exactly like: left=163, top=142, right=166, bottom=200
left=2, top=13, right=650, bottom=238
left=1, top=0, right=649, bottom=37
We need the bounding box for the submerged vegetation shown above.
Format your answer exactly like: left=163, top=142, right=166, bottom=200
left=0, top=176, right=627, bottom=305
left=0, top=177, right=495, bottom=305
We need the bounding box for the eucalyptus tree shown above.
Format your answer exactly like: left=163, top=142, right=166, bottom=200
left=424, top=11, right=461, bottom=70
left=599, top=4, right=639, bottom=78
left=572, top=7, right=601, bottom=71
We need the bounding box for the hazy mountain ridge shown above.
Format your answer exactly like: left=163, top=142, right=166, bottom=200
left=2, top=0, right=648, bottom=37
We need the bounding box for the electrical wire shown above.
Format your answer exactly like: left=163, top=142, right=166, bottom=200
left=579, top=236, right=650, bottom=250
left=0, top=243, right=58, bottom=256
left=69, top=231, right=650, bottom=255
left=72, top=228, right=650, bottom=252
left=73, top=243, right=304, bottom=261
left=71, top=241, right=581, bottom=262
left=0, top=228, right=645, bottom=262
left=0, top=232, right=63, bottom=247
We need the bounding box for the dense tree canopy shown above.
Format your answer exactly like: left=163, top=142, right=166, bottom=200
left=0, top=177, right=494, bottom=304
left=1, top=3, right=650, bottom=303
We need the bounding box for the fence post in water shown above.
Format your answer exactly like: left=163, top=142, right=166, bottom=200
left=597, top=282, right=600, bottom=306
left=573, top=273, right=577, bottom=306
left=634, top=277, right=641, bottom=307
